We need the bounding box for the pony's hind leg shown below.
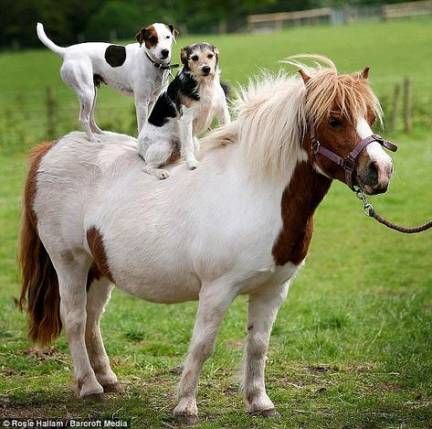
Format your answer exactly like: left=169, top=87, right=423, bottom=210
left=85, top=277, right=121, bottom=393
left=174, top=280, right=236, bottom=424
left=54, top=253, right=104, bottom=398
left=243, top=282, right=289, bottom=416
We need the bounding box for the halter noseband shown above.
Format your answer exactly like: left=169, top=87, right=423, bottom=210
left=310, top=127, right=397, bottom=190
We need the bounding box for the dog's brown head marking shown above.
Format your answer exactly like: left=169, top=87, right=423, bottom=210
left=136, top=25, right=158, bottom=48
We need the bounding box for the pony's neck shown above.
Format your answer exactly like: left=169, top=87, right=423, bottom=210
left=272, top=160, right=331, bottom=266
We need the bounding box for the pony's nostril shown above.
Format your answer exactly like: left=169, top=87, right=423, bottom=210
left=367, top=160, right=379, bottom=185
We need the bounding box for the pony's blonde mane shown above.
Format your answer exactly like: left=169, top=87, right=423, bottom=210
left=203, top=55, right=383, bottom=179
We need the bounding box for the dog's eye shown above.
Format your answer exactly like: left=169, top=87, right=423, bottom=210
left=166, top=35, right=170, bottom=39
left=149, top=36, right=157, bottom=44
left=329, top=116, right=343, bottom=129
left=191, top=55, right=199, bottom=61
left=207, top=54, right=213, bottom=59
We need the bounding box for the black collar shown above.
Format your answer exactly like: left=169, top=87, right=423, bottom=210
left=145, top=52, right=179, bottom=70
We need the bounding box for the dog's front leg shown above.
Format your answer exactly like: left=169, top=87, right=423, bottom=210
left=180, top=108, right=199, bottom=170
left=135, top=97, right=149, bottom=133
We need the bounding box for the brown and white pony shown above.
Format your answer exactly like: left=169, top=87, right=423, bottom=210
left=20, top=56, right=393, bottom=423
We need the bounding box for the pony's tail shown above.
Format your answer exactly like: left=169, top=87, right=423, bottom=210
left=19, top=142, right=62, bottom=346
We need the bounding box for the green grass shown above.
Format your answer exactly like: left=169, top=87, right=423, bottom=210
left=1, top=18, right=432, bottom=428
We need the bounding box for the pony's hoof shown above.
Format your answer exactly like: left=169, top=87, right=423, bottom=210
left=82, top=392, right=105, bottom=401
left=175, top=413, right=199, bottom=426
left=250, top=408, right=280, bottom=418
left=103, top=383, right=124, bottom=393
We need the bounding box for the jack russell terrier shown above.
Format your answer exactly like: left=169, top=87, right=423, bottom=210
left=36, top=22, right=178, bottom=141
left=138, top=42, right=230, bottom=179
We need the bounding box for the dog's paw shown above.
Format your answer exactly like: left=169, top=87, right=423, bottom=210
left=155, top=169, right=170, bottom=180
left=186, top=159, right=199, bottom=170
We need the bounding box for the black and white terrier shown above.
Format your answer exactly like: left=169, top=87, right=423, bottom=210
left=138, top=42, right=230, bottom=179
left=36, top=22, right=178, bottom=141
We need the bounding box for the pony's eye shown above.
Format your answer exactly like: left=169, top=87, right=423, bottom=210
left=207, top=54, right=214, bottom=59
left=329, top=117, right=343, bottom=129
left=191, top=55, right=199, bottom=61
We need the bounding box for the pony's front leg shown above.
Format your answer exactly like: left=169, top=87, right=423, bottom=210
left=244, top=282, right=289, bottom=416
left=174, top=281, right=236, bottom=424
left=85, top=278, right=121, bottom=393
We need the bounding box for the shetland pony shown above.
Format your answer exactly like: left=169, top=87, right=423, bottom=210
left=20, top=56, right=394, bottom=423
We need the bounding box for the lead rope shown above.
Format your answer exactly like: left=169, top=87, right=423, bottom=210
left=355, top=188, right=432, bottom=234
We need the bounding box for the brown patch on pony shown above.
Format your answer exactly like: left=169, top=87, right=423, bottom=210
left=19, top=141, right=63, bottom=346
left=86, top=263, right=101, bottom=290
left=86, top=227, right=114, bottom=283
left=136, top=25, right=158, bottom=49
left=272, top=161, right=331, bottom=266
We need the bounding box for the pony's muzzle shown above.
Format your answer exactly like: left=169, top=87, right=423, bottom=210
left=358, top=159, right=393, bottom=195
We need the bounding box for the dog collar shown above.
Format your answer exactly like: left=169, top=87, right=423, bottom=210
left=145, top=52, right=179, bottom=70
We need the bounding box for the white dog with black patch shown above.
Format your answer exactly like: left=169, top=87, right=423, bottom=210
left=36, top=22, right=178, bottom=141
left=138, top=42, right=231, bottom=179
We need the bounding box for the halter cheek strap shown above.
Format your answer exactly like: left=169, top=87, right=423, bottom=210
left=310, top=128, right=397, bottom=189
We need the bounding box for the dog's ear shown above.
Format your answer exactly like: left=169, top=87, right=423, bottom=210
left=136, top=27, right=149, bottom=46
left=180, top=47, right=188, bottom=65
left=212, top=45, right=220, bottom=64
left=168, top=24, right=179, bottom=39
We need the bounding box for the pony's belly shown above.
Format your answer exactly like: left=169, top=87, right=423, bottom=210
left=115, top=273, right=201, bottom=304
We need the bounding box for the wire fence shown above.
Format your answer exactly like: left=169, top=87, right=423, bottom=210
left=1, top=78, right=431, bottom=154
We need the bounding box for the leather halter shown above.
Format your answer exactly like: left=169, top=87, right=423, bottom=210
left=310, top=127, right=398, bottom=189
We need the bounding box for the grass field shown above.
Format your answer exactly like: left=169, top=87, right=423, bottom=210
left=1, top=18, right=432, bottom=428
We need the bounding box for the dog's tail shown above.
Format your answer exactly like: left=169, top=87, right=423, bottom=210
left=36, top=23, right=66, bottom=57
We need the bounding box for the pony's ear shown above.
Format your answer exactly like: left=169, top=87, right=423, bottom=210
left=168, top=24, right=179, bottom=39
left=180, top=47, right=188, bottom=64
left=298, top=69, right=311, bottom=84
left=360, top=66, right=370, bottom=80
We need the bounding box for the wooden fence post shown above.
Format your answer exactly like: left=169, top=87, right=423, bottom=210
left=403, top=77, right=412, bottom=133
left=46, top=86, right=56, bottom=139
left=389, top=83, right=401, bottom=132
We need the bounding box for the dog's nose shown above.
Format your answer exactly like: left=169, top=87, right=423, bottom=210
left=160, top=49, right=169, bottom=59
left=202, top=66, right=211, bottom=75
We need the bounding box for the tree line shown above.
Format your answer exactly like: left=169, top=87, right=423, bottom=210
left=0, top=0, right=422, bottom=49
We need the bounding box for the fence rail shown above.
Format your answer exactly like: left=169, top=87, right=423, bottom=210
left=247, top=0, right=432, bottom=31
left=383, top=0, right=432, bottom=19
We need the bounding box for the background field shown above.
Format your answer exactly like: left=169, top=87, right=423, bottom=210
left=1, top=18, right=432, bottom=428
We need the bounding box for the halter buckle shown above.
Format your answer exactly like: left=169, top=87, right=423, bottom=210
left=312, top=139, right=320, bottom=154
left=343, top=156, right=355, bottom=172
